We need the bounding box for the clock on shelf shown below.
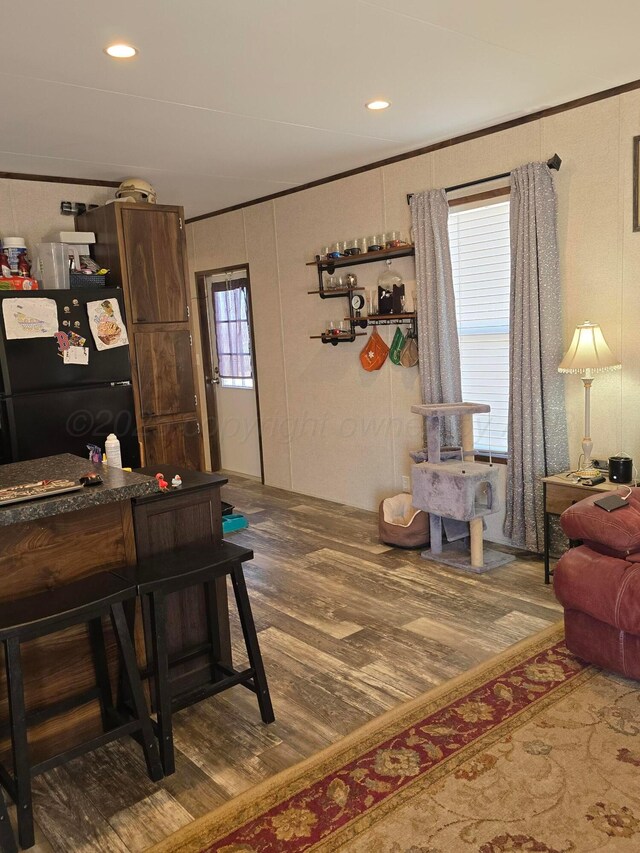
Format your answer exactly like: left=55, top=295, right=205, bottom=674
left=351, top=293, right=365, bottom=314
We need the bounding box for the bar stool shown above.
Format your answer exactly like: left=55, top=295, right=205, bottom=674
left=133, top=541, right=274, bottom=775
left=0, top=572, right=163, bottom=850
left=0, top=791, right=16, bottom=853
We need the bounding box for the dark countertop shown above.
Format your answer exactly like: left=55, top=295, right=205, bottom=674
left=0, top=454, right=158, bottom=527
left=133, top=465, right=228, bottom=504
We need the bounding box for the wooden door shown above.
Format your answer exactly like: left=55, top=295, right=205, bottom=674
left=143, top=421, right=202, bottom=469
left=121, top=208, right=188, bottom=324
left=135, top=330, right=196, bottom=417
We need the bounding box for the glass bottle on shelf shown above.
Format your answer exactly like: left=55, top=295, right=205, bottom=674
left=377, top=260, right=403, bottom=315
left=377, top=259, right=403, bottom=290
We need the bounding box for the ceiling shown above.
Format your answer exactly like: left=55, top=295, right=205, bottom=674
left=1, top=1, right=639, bottom=218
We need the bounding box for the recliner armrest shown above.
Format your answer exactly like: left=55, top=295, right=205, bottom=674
left=560, top=488, right=640, bottom=556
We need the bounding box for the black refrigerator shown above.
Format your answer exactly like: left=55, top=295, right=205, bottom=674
left=0, top=288, right=140, bottom=468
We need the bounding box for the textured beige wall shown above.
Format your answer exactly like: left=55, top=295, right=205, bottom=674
left=188, top=93, right=639, bottom=538
left=0, top=179, right=113, bottom=261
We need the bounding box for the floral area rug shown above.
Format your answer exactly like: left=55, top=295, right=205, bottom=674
left=149, top=624, right=640, bottom=852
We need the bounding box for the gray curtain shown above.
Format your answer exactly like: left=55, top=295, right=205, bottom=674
left=410, top=189, right=462, bottom=446
left=505, top=163, right=569, bottom=551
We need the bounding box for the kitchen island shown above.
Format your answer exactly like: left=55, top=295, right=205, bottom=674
left=0, top=454, right=228, bottom=767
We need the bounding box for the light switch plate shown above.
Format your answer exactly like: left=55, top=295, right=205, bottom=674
left=402, top=475, right=411, bottom=492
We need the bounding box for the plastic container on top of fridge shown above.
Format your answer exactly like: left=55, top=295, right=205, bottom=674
left=34, top=243, right=70, bottom=289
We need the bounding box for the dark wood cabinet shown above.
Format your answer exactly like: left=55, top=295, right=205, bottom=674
left=142, top=420, right=202, bottom=470
left=121, top=208, right=188, bottom=324
left=136, top=330, right=196, bottom=417
left=77, top=203, right=204, bottom=470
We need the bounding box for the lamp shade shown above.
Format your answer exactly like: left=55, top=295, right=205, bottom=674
left=558, top=321, right=621, bottom=373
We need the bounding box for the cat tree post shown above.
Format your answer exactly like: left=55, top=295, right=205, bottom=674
left=426, top=414, right=443, bottom=554
left=461, top=411, right=483, bottom=568
left=469, top=518, right=484, bottom=568
left=461, top=414, right=475, bottom=462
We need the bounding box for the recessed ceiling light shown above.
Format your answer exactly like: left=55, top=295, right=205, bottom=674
left=104, top=43, right=138, bottom=59
left=366, top=99, right=390, bottom=111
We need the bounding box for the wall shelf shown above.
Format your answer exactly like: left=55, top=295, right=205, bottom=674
left=310, top=331, right=367, bottom=346
left=307, top=286, right=364, bottom=300
left=308, top=244, right=416, bottom=344
left=344, top=312, right=418, bottom=334
left=346, top=312, right=416, bottom=323
left=307, top=245, right=415, bottom=274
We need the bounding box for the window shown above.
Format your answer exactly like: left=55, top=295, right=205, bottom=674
left=448, top=200, right=510, bottom=455
left=211, top=275, right=254, bottom=389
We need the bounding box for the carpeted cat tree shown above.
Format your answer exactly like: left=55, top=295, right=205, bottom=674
left=411, top=402, right=514, bottom=572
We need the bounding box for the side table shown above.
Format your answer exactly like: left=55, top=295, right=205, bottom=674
left=542, top=473, right=619, bottom=584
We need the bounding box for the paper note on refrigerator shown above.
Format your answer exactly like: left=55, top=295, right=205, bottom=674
left=63, top=346, right=89, bottom=365
left=2, top=297, right=58, bottom=340
left=86, top=298, right=129, bottom=351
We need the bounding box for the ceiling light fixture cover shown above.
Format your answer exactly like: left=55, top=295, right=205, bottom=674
left=104, top=43, right=138, bottom=58
left=366, top=100, right=390, bottom=111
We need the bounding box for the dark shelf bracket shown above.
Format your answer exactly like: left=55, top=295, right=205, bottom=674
left=322, top=333, right=356, bottom=345
left=359, top=314, right=418, bottom=337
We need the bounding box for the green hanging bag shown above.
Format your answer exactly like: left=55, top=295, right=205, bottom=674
left=389, top=326, right=405, bottom=365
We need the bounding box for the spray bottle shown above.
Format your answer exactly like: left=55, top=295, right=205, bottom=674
left=105, top=433, right=122, bottom=468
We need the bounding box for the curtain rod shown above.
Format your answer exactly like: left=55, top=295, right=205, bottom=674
left=406, top=153, right=562, bottom=205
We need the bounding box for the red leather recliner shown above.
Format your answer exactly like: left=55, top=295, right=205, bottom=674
left=554, top=488, right=640, bottom=679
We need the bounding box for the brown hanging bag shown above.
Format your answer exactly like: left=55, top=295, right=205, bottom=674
left=399, top=332, right=419, bottom=367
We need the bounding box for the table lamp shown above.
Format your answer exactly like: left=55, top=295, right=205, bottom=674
left=558, top=321, right=621, bottom=477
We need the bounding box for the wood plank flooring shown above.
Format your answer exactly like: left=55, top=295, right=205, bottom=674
left=22, top=477, right=561, bottom=851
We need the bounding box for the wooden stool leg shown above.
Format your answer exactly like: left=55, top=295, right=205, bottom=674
left=110, top=602, right=164, bottom=783
left=115, top=597, right=139, bottom=715
left=204, top=581, right=222, bottom=683
left=148, top=591, right=175, bottom=776
left=4, top=638, right=34, bottom=850
left=230, top=565, right=275, bottom=724
left=0, top=789, right=17, bottom=853
left=87, top=617, right=114, bottom=732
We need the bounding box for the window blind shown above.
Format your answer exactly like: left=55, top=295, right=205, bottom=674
left=449, top=200, right=510, bottom=454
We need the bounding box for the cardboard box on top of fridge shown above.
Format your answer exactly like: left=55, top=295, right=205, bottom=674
left=0, top=277, right=39, bottom=290
left=58, top=232, right=95, bottom=244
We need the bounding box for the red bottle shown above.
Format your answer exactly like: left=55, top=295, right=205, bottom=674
left=0, top=251, right=10, bottom=278
left=17, top=254, right=31, bottom=277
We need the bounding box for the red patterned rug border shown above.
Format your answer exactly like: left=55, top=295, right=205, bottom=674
left=149, top=623, right=589, bottom=853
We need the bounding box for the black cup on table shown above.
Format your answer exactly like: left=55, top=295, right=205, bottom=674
left=609, top=455, right=633, bottom=484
